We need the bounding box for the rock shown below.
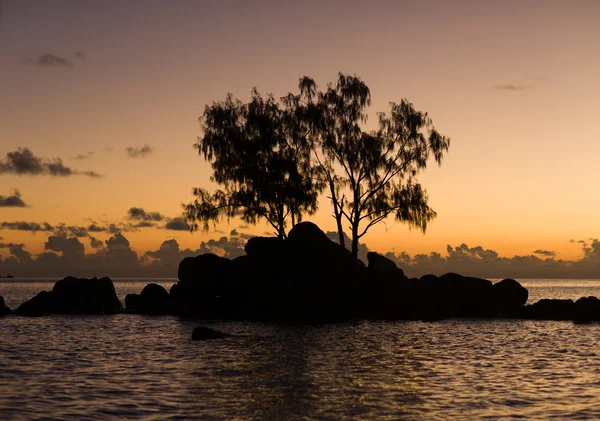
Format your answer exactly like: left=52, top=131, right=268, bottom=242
left=573, top=296, right=600, bottom=323
left=420, top=273, right=494, bottom=318
left=125, top=293, right=141, bottom=312
left=191, top=326, right=232, bottom=340
left=244, top=236, right=286, bottom=258
left=139, top=283, right=171, bottom=315
left=0, top=295, right=10, bottom=315
left=521, top=299, right=575, bottom=320
left=367, top=252, right=402, bottom=275
left=173, top=254, right=234, bottom=316
left=177, top=253, right=232, bottom=287
left=492, top=279, right=528, bottom=315
left=287, top=221, right=329, bottom=245
left=16, top=291, right=54, bottom=316
left=52, top=276, right=122, bottom=314
left=16, top=277, right=122, bottom=315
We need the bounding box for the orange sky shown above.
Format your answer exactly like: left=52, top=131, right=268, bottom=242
left=1, top=0, right=599, bottom=263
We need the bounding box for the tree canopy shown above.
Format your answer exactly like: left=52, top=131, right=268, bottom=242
left=183, top=89, right=321, bottom=239
left=185, top=73, right=450, bottom=257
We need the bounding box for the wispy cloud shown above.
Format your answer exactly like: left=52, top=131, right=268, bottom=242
left=0, top=189, right=27, bottom=207
left=74, top=151, right=94, bottom=160
left=533, top=249, right=556, bottom=257
left=0, top=148, right=103, bottom=178
left=493, top=84, right=533, bottom=91
left=21, top=53, right=74, bottom=68
left=125, top=145, right=153, bottom=158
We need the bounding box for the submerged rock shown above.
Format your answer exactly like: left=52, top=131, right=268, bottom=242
left=191, top=326, right=232, bottom=340
left=0, top=295, right=10, bottom=315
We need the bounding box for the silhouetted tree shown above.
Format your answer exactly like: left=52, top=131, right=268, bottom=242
left=183, top=89, right=321, bottom=238
left=285, top=73, right=450, bottom=259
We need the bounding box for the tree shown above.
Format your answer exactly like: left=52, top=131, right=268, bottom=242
left=286, top=73, right=450, bottom=259
left=183, top=89, right=321, bottom=239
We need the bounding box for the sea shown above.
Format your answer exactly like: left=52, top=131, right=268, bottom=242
left=2, top=278, right=600, bottom=420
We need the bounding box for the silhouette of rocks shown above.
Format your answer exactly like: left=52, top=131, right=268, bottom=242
left=492, top=279, right=528, bottom=315
left=16, top=277, right=122, bottom=315
left=191, top=326, right=231, bottom=340
left=521, top=299, right=575, bottom=320
left=167, top=222, right=536, bottom=322
left=573, top=296, right=600, bottom=323
left=125, top=293, right=141, bottom=312
left=1, top=295, right=10, bottom=315
left=16, top=291, right=55, bottom=316
left=139, top=283, right=171, bottom=315
left=244, top=236, right=285, bottom=258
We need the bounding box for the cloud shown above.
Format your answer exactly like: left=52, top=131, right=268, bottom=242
left=89, top=237, right=103, bottom=249
left=21, top=53, right=74, bottom=68
left=164, top=217, right=190, bottom=231
left=0, top=148, right=102, bottom=178
left=493, top=84, right=533, bottom=91
left=45, top=235, right=85, bottom=256
left=0, top=242, right=25, bottom=249
left=0, top=189, right=27, bottom=207
left=0, top=221, right=54, bottom=232
left=74, top=152, right=94, bottom=160
left=74, top=51, right=85, bottom=60
left=533, top=249, right=556, bottom=257
left=127, top=207, right=165, bottom=222
left=125, top=145, right=153, bottom=158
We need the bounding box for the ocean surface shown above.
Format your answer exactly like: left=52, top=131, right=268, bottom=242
left=2, top=278, right=600, bottom=420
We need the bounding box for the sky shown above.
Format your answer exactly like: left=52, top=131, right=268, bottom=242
left=0, top=0, right=599, bottom=278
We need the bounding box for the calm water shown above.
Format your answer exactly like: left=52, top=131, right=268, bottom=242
left=1, top=279, right=600, bottom=420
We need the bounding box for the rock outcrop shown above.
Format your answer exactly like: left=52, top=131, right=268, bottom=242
left=16, top=277, right=122, bottom=316
left=0, top=295, right=10, bottom=315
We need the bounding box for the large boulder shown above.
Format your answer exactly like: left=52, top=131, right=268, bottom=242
left=420, top=273, right=494, bottom=318
left=492, top=279, right=528, bottom=315
left=367, top=252, right=402, bottom=275
left=573, top=296, right=600, bottom=323
left=177, top=254, right=232, bottom=288
left=521, top=299, right=575, bottom=320
left=125, top=293, right=141, bottom=312
left=139, top=283, right=171, bottom=315
left=52, top=276, right=122, bottom=314
left=173, top=254, right=234, bottom=316
left=16, top=291, right=54, bottom=316
left=0, top=295, right=10, bottom=315
left=16, top=277, right=122, bottom=315
left=244, top=236, right=286, bottom=259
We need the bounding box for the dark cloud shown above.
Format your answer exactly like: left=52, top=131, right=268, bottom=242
left=533, top=249, right=556, bottom=257
left=74, top=151, right=94, bottom=160
left=0, top=189, right=27, bottom=207
left=53, top=224, right=89, bottom=238
left=74, top=51, right=86, bottom=60
left=21, top=53, right=74, bottom=68
left=89, top=237, right=103, bottom=249
left=125, top=145, right=153, bottom=158
left=105, top=232, right=130, bottom=249
left=127, top=207, right=165, bottom=222
left=0, top=242, right=25, bottom=249
left=0, top=221, right=54, bottom=232
left=493, top=84, right=533, bottom=91
left=0, top=148, right=102, bottom=178
left=164, top=217, right=190, bottom=231
left=131, top=221, right=157, bottom=228
left=45, top=235, right=85, bottom=256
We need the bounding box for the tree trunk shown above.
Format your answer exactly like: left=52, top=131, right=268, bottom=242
left=351, top=220, right=359, bottom=261
left=329, top=180, right=345, bottom=249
